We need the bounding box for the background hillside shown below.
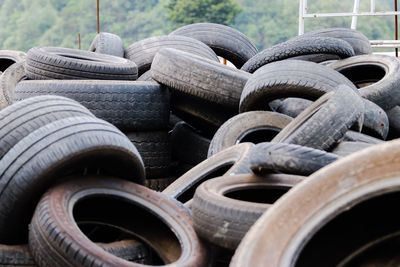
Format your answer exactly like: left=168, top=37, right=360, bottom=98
left=0, top=0, right=396, bottom=51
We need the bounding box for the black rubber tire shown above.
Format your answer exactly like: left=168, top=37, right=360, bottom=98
left=136, top=70, right=154, bottom=81
left=0, top=245, right=35, bottom=267
left=170, top=23, right=258, bottom=68
left=343, top=130, right=384, bottom=144
left=0, top=116, right=145, bottom=243
left=241, top=37, right=354, bottom=73
left=145, top=177, right=177, bottom=192
left=387, top=106, right=400, bottom=139
left=25, top=47, right=138, bottom=80
left=89, top=32, right=125, bottom=58
left=163, top=143, right=254, bottom=204
left=14, top=80, right=170, bottom=131
left=192, top=173, right=304, bottom=250
left=171, top=122, right=210, bottom=166
left=0, top=61, right=26, bottom=109
left=125, top=131, right=171, bottom=179
left=29, top=177, right=207, bottom=267
left=239, top=60, right=357, bottom=113
left=0, top=95, right=94, bottom=160
left=152, top=48, right=251, bottom=109
left=208, top=111, right=292, bottom=157
left=330, top=141, right=373, bottom=157
left=171, top=92, right=237, bottom=137
left=125, top=35, right=219, bottom=76
left=299, top=27, right=372, bottom=55
left=250, top=142, right=338, bottom=175
left=0, top=50, right=26, bottom=72
left=274, top=98, right=389, bottom=140
left=330, top=54, right=400, bottom=110
left=272, top=86, right=364, bottom=151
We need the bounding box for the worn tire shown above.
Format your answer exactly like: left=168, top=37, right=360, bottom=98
left=192, top=174, right=303, bottom=250
left=0, top=95, right=94, bottom=160
left=330, top=54, right=400, bottom=110
left=250, top=142, right=338, bottom=176
left=89, top=32, right=124, bottom=58
left=163, top=143, right=254, bottom=204
left=208, top=111, right=292, bottom=157
left=0, top=116, right=145, bottom=243
left=125, top=131, right=171, bottom=179
left=239, top=60, right=357, bottom=113
left=137, top=70, right=154, bottom=81
left=29, top=177, right=207, bottom=267
left=330, top=141, right=373, bottom=157
left=14, top=80, right=170, bottom=131
left=299, top=27, right=372, bottom=55
left=145, top=177, right=177, bottom=192
left=0, top=50, right=26, bottom=72
left=272, top=86, right=364, bottom=151
left=0, top=61, right=26, bottom=109
left=125, top=35, right=219, bottom=76
left=171, top=122, right=210, bottom=166
left=241, top=37, right=354, bottom=73
left=26, top=47, right=138, bottom=80
left=343, top=130, right=384, bottom=144
left=152, top=48, right=251, bottom=109
left=170, top=23, right=258, bottom=68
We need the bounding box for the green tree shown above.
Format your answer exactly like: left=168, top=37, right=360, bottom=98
left=165, top=0, right=241, bottom=26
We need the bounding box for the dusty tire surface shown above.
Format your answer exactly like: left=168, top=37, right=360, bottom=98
left=89, top=32, right=125, bottom=58
left=0, top=61, right=26, bottom=109
left=170, top=23, right=258, bottom=68
left=14, top=80, right=170, bottom=131
left=29, top=177, right=207, bottom=267
left=0, top=116, right=145, bottom=243
left=25, top=47, right=138, bottom=80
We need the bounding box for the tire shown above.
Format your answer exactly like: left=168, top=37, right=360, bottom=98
left=151, top=48, right=251, bottom=109
left=163, top=143, right=254, bottom=204
left=272, top=86, right=364, bottom=151
left=171, top=92, right=237, bottom=137
left=0, top=50, right=26, bottom=72
left=145, top=177, right=177, bottom=192
left=137, top=70, right=154, bottom=81
left=125, top=35, right=219, bottom=76
left=330, top=141, right=373, bottom=157
left=89, top=32, right=125, bottom=58
left=170, top=23, right=258, bottom=68
left=231, top=140, right=400, bottom=267
left=29, top=177, right=207, bottom=267
left=0, top=95, right=94, bottom=160
left=125, top=131, right=171, bottom=179
left=0, top=245, right=35, bottom=267
left=250, top=142, right=338, bottom=175
left=192, top=173, right=303, bottom=250
left=239, top=60, right=357, bottom=113
left=0, top=61, right=26, bottom=109
left=330, top=54, right=400, bottom=110
left=274, top=98, right=389, bottom=140
left=171, top=122, right=210, bottom=166
left=14, top=80, right=170, bottom=131
left=241, top=37, right=354, bottom=73
left=208, top=111, right=292, bottom=157
left=343, top=130, right=384, bottom=144
left=387, top=106, right=400, bottom=139
left=299, top=27, right=372, bottom=55
left=0, top=116, right=145, bottom=243
left=25, top=47, right=138, bottom=80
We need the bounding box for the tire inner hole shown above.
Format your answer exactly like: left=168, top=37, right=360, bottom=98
left=224, top=186, right=291, bottom=204
left=295, top=191, right=400, bottom=267
left=74, top=195, right=182, bottom=265
left=237, top=127, right=281, bottom=144
left=0, top=58, right=16, bottom=72
left=338, top=65, right=386, bottom=88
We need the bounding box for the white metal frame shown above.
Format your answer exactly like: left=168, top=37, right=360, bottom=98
left=299, top=0, right=400, bottom=48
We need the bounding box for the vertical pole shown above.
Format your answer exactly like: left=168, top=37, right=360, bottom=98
left=298, top=0, right=306, bottom=35
left=223, top=58, right=227, bottom=65
left=96, top=0, right=100, bottom=34
left=395, top=0, right=398, bottom=57
left=351, top=0, right=360, bottom=30
left=78, top=33, right=81, bottom=49
left=371, top=0, right=375, bottom=12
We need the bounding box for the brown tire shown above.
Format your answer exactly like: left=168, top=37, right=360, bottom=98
left=29, top=177, right=207, bottom=267
left=192, top=174, right=303, bottom=250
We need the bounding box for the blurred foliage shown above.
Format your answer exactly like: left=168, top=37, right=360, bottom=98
left=0, top=0, right=396, bottom=51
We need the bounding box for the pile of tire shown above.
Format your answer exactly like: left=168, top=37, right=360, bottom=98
left=0, top=22, right=398, bottom=266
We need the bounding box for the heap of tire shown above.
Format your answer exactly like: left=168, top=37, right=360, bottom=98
left=0, top=22, right=398, bottom=266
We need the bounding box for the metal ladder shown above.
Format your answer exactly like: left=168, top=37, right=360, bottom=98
left=298, top=0, right=400, bottom=48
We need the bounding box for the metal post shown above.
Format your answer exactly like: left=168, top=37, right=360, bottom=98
left=78, top=33, right=81, bottom=49
left=371, top=0, right=375, bottom=12
left=96, top=0, right=100, bottom=34
left=298, top=0, right=307, bottom=35
left=395, top=0, right=398, bottom=57
left=351, top=0, right=360, bottom=29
